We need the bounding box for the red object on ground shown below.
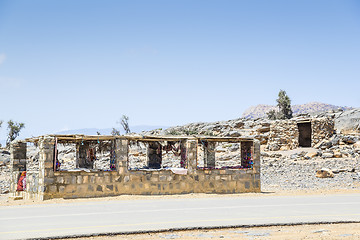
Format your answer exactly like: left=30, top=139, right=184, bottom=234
left=16, top=171, right=26, bottom=191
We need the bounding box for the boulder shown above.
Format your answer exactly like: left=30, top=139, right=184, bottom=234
left=333, top=150, right=342, bottom=158
left=316, top=168, right=334, bottom=178
left=335, top=108, right=360, bottom=134
left=268, top=143, right=280, bottom=151
left=322, top=152, right=334, bottom=158
left=354, top=141, right=360, bottom=149
left=227, top=131, right=241, bottom=137
left=305, top=151, right=318, bottom=159
left=314, top=140, right=332, bottom=149
left=341, top=135, right=358, bottom=144
left=330, top=135, right=341, bottom=146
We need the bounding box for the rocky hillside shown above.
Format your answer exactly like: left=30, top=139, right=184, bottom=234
left=242, top=102, right=352, bottom=119
left=1, top=108, right=359, bottom=194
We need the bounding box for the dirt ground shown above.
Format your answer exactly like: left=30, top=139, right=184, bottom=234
left=1, top=189, right=360, bottom=206
left=63, top=223, right=360, bottom=240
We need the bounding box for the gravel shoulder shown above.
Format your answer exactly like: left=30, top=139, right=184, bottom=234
left=57, top=223, right=360, bottom=240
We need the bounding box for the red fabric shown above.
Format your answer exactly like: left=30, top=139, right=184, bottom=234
left=16, top=171, right=26, bottom=191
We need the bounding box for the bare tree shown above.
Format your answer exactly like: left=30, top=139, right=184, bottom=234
left=120, top=115, right=131, bottom=134
left=6, top=120, right=25, bottom=147
left=111, top=128, right=120, bottom=136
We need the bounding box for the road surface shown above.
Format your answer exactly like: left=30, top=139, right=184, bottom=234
left=1, top=193, right=360, bottom=240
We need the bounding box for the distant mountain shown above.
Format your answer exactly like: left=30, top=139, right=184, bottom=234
left=242, top=102, right=352, bottom=119
left=56, top=125, right=168, bottom=135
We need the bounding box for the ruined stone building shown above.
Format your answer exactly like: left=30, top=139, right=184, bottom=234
left=266, top=117, right=334, bottom=151
left=9, top=135, right=260, bottom=200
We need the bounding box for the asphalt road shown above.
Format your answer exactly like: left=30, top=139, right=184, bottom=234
left=1, top=193, right=360, bottom=240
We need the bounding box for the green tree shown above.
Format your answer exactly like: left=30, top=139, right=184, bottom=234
left=266, top=110, right=278, bottom=120
left=6, top=120, right=25, bottom=147
left=277, top=90, right=293, bottom=119
left=266, top=90, right=293, bottom=120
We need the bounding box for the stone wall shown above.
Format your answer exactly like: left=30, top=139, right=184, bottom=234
left=311, top=117, right=335, bottom=146
left=266, top=117, right=334, bottom=150
left=267, top=120, right=298, bottom=151
left=10, top=137, right=261, bottom=200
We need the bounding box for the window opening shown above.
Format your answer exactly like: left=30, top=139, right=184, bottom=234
left=27, top=142, right=39, bottom=172
left=128, top=140, right=187, bottom=170
left=56, top=143, right=77, bottom=170
left=55, top=140, right=116, bottom=171
left=241, top=141, right=253, bottom=168
left=197, top=140, right=253, bottom=169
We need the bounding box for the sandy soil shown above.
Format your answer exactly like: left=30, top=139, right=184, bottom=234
left=63, top=223, right=360, bottom=240
left=1, top=189, right=360, bottom=207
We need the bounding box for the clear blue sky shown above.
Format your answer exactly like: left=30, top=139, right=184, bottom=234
left=0, top=0, right=359, bottom=140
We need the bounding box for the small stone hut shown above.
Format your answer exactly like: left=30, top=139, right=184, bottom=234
left=266, top=117, right=334, bottom=151
left=9, top=135, right=260, bottom=200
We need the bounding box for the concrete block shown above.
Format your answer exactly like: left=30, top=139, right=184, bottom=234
left=96, top=177, right=104, bottom=184
left=49, top=185, right=57, bottom=193
left=59, top=186, right=65, bottom=193
left=124, top=176, right=130, bottom=182
left=87, top=185, right=94, bottom=191
left=44, top=178, right=54, bottom=184
left=76, top=185, right=86, bottom=193
left=105, top=176, right=111, bottom=183
left=150, top=176, right=158, bottom=182
left=71, top=176, right=76, bottom=184
left=65, top=185, right=76, bottom=193
left=82, top=176, right=89, bottom=184
left=90, top=176, right=96, bottom=184
left=77, top=176, right=82, bottom=184
left=119, top=167, right=127, bottom=174
left=106, top=185, right=114, bottom=191
left=44, top=162, right=53, bottom=168
left=96, top=185, right=103, bottom=192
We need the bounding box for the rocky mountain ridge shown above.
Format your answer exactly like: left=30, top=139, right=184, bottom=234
left=242, top=102, right=352, bottom=119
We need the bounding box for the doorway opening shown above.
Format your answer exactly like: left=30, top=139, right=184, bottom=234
left=297, top=122, right=311, bottom=147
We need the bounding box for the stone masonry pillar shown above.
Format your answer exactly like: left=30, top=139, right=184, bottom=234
left=115, top=138, right=128, bottom=175
left=204, top=141, right=216, bottom=168
left=252, top=140, right=261, bottom=192
left=9, top=141, right=27, bottom=197
left=38, top=137, right=55, bottom=200
left=186, top=140, right=197, bottom=173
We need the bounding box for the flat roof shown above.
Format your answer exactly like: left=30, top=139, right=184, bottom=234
left=25, top=134, right=254, bottom=143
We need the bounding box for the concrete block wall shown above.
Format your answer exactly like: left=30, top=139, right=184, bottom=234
left=11, top=137, right=261, bottom=200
